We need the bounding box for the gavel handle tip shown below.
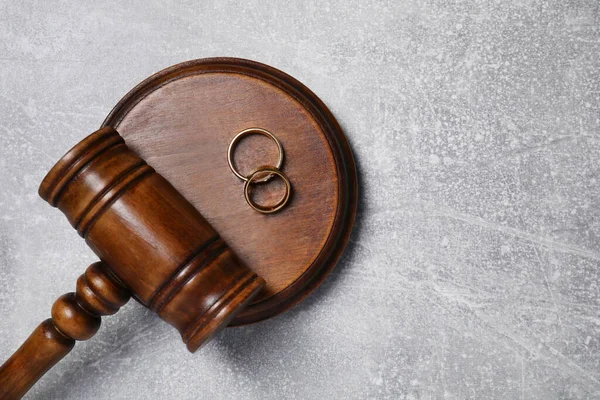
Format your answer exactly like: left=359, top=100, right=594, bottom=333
left=0, top=319, right=74, bottom=400
left=0, top=262, right=129, bottom=399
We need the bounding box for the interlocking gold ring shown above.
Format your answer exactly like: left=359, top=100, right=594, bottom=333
left=228, top=128, right=284, bottom=183
left=244, top=167, right=292, bottom=214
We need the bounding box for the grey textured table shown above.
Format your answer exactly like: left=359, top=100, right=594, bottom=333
left=0, top=1, right=599, bottom=399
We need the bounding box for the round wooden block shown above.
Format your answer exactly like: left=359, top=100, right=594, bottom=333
left=101, top=58, right=357, bottom=325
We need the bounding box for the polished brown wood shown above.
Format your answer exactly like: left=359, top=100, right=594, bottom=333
left=0, top=262, right=129, bottom=400
left=102, top=57, right=358, bottom=325
left=0, top=58, right=356, bottom=398
left=38, top=126, right=264, bottom=350
left=0, top=127, right=265, bottom=398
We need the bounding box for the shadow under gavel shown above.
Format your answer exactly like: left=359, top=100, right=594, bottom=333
left=0, top=127, right=265, bottom=399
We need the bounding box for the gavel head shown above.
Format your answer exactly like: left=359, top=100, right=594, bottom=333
left=38, top=127, right=265, bottom=352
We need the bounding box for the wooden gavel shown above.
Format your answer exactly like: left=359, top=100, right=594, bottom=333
left=0, top=127, right=265, bottom=399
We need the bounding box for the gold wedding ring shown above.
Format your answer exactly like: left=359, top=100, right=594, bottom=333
left=228, top=128, right=292, bottom=214
left=244, top=167, right=291, bottom=214
left=227, top=128, right=284, bottom=183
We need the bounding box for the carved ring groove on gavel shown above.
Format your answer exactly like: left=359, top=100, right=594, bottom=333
left=0, top=127, right=265, bottom=399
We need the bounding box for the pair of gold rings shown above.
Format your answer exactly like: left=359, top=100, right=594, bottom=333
left=227, top=128, right=292, bottom=214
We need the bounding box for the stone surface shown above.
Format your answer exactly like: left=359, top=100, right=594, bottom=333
left=0, top=1, right=599, bottom=399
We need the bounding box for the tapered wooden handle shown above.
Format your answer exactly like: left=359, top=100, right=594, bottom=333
left=0, top=262, right=129, bottom=399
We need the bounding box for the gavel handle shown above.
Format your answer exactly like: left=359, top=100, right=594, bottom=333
left=0, top=262, right=129, bottom=399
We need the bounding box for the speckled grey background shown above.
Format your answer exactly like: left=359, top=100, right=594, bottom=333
left=0, top=1, right=599, bottom=399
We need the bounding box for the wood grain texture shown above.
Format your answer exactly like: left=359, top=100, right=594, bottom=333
left=102, top=58, right=358, bottom=325
left=0, top=127, right=266, bottom=398
left=37, top=127, right=265, bottom=349
left=0, top=58, right=356, bottom=398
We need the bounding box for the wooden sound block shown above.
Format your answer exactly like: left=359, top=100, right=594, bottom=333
left=101, top=58, right=357, bottom=325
